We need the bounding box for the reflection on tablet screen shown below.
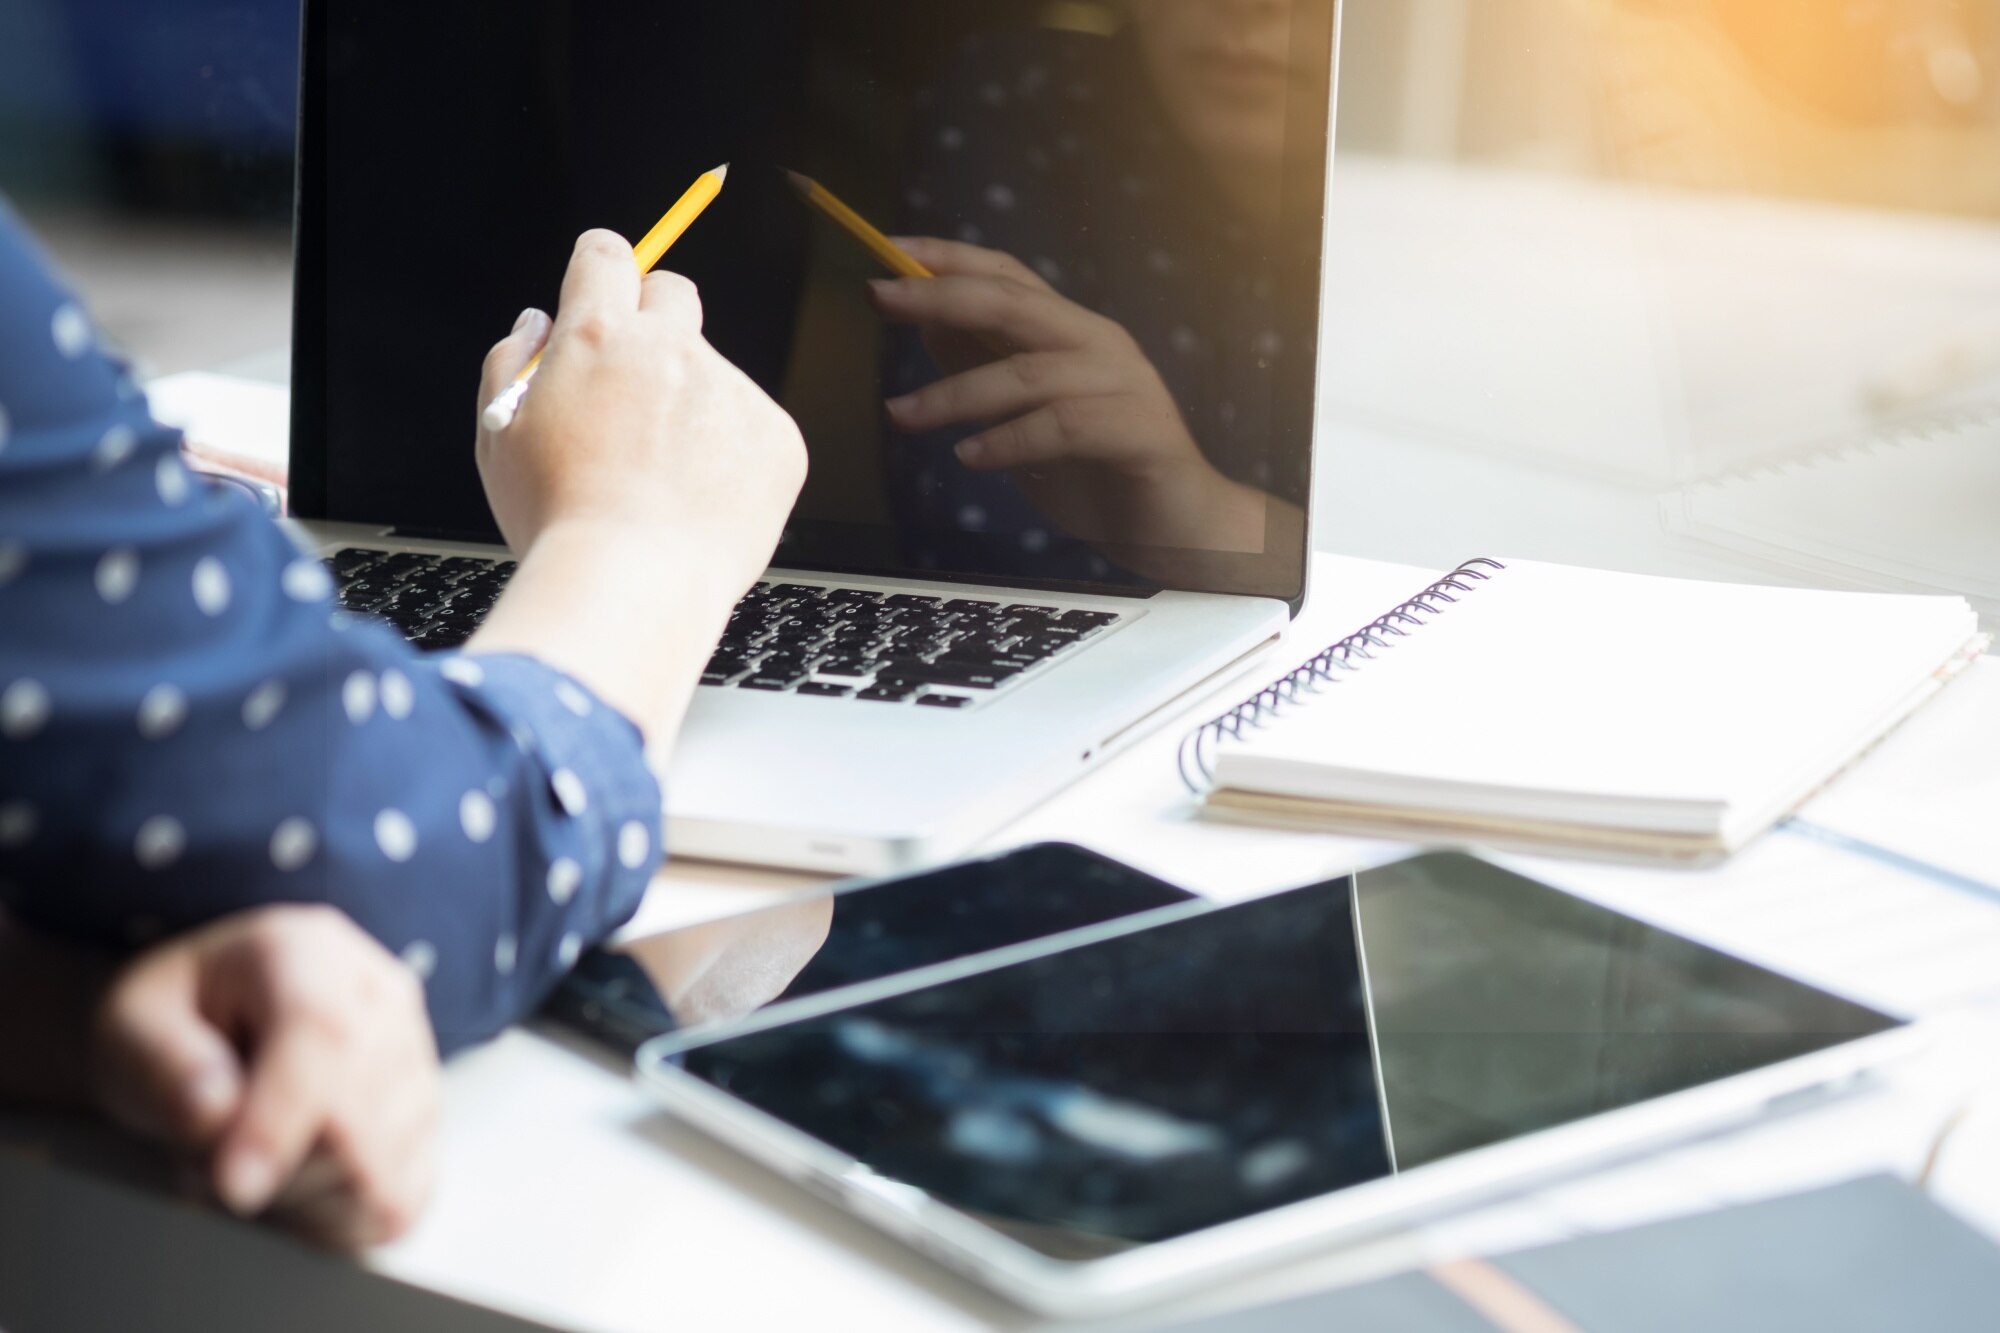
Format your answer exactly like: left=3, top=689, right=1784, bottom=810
left=674, top=854, right=1898, bottom=1257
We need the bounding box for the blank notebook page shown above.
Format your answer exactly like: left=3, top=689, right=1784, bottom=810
left=1215, top=561, right=1980, bottom=837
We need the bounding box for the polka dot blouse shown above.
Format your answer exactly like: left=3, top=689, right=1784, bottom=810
left=0, top=201, right=663, bottom=1056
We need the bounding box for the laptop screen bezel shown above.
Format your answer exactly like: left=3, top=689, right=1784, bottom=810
left=288, top=2, right=1336, bottom=610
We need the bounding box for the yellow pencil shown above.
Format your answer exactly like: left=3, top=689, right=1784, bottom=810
left=482, top=162, right=730, bottom=432
left=784, top=169, right=933, bottom=278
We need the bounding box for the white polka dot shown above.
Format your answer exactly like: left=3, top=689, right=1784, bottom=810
left=374, top=809, right=417, bottom=861
left=51, top=303, right=92, bottom=358
left=938, top=125, right=965, bottom=150
left=242, top=679, right=285, bottom=730
left=956, top=504, right=988, bottom=532
left=1, top=679, right=51, bottom=740
left=553, top=679, right=593, bottom=717
left=281, top=558, right=332, bottom=603
left=0, top=801, right=37, bottom=849
left=550, top=768, right=588, bottom=816
left=984, top=183, right=1017, bottom=212
left=1031, top=256, right=1063, bottom=286
left=329, top=612, right=354, bottom=632
left=155, top=453, right=190, bottom=506
left=92, top=424, right=137, bottom=472
left=511, top=723, right=536, bottom=755
left=95, top=547, right=140, bottom=604
left=618, top=820, right=650, bottom=870
left=136, top=684, right=187, bottom=740
left=1252, top=329, right=1286, bottom=359
left=1171, top=326, right=1201, bottom=355
left=342, top=670, right=376, bottom=724
left=1147, top=248, right=1176, bottom=274
left=905, top=186, right=932, bottom=212
left=380, top=669, right=414, bottom=719
left=546, top=857, right=582, bottom=905
left=269, top=816, right=317, bottom=871
left=956, top=221, right=986, bottom=245
left=979, top=81, right=1007, bottom=106
left=557, top=933, right=583, bottom=968
left=459, top=789, right=496, bottom=843
left=401, top=940, right=437, bottom=981
left=134, top=815, right=185, bottom=870
left=438, top=657, right=485, bottom=688
left=1021, top=528, right=1051, bottom=553
left=0, top=541, right=24, bottom=587
left=494, top=933, right=518, bottom=975
left=191, top=557, right=230, bottom=615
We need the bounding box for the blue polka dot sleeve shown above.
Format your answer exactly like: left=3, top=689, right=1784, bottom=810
left=0, top=201, right=663, bottom=1055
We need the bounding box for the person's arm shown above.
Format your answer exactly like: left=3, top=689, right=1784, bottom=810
left=0, top=214, right=802, bottom=1055
left=1, top=905, right=439, bottom=1248
left=466, top=243, right=803, bottom=748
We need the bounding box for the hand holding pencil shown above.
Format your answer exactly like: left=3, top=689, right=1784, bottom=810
left=482, top=163, right=731, bottom=432
left=472, top=221, right=804, bottom=592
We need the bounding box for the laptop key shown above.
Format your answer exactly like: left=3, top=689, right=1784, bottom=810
left=740, top=674, right=804, bottom=691
left=857, top=683, right=918, bottom=702
left=330, top=548, right=383, bottom=578
left=915, top=693, right=974, bottom=709
left=796, top=682, right=854, bottom=697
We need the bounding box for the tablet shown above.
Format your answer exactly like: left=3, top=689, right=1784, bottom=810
left=637, top=851, right=1917, bottom=1316
left=545, top=843, right=1195, bottom=1054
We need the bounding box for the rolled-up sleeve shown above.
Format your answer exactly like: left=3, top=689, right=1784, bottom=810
left=0, top=201, right=661, bottom=1054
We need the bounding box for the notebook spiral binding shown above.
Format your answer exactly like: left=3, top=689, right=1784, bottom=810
left=1176, top=559, right=1508, bottom=793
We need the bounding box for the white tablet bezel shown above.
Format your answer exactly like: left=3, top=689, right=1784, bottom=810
left=636, top=873, right=1925, bottom=1318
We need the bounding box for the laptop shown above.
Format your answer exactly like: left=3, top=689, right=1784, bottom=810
left=290, top=0, right=1341, bottom=874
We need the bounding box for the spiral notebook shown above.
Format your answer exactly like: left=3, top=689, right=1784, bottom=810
left=1181, top=560, right=1987, bottom=862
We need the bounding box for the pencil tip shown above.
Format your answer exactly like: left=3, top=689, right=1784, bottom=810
left=782, top=167, right=811, bottom=192
left=711, top=162, right=729, bottom=181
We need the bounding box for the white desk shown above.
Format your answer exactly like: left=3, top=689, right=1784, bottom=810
left=360, top=551, right=2000, bottom=1333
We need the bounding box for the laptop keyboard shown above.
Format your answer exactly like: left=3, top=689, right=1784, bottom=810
left=324, top=548, right=1123, bottom=706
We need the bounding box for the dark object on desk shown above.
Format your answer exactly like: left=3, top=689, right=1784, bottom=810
left=0, top=1150, right=561, bottom=1333
left=544, top=842, right=1196, bottom=1056
left=1156, top=1174, right=2000, bottom=1332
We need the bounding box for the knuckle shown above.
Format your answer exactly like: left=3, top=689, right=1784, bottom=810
left=1008, top=354, right=1051, bottom=392
left=1049, top=397, right=1090, bottom=443
left=568, top=311, right=614, bottom=349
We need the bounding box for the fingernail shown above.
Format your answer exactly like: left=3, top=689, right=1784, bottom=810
left=884, top=394, right=914, bottom=420
left=186, top=1063, right=239, bottom=1123
left=219, top=1149, right=278, bottom=1215
left=955, top=439, right=984, bottom=465
left=866, top=279, right=894, bottom=299
left=512, top=307, right=545, bottom=335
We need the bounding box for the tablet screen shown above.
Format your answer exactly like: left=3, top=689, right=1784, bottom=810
left=669, top=853, right=1899, bottom=1259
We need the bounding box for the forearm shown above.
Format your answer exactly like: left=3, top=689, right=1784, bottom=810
left=468, top=519, right=743, bottom=752
left=0, top=912, right=109, bottom=1109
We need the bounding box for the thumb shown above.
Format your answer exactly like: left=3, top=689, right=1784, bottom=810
left=95, top=961, right=244, bottom=1148
left=478, top=306, right=553, bottom=405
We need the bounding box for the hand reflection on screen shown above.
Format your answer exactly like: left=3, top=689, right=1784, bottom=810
left=870, top=237, right=1274, bottom=556
left=622, top=892, right=834, bottom=1029
left=877, top=0, right=1328, bottom=580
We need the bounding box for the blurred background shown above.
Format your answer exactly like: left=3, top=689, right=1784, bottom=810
left=2, top=0, right=1995, bottom=618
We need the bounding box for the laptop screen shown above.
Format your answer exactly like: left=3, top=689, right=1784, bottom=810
left=295, top=1, right=1335, bottom=601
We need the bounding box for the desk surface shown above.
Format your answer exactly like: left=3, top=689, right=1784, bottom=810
left=354, top=551, right=2000, bottom=1333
